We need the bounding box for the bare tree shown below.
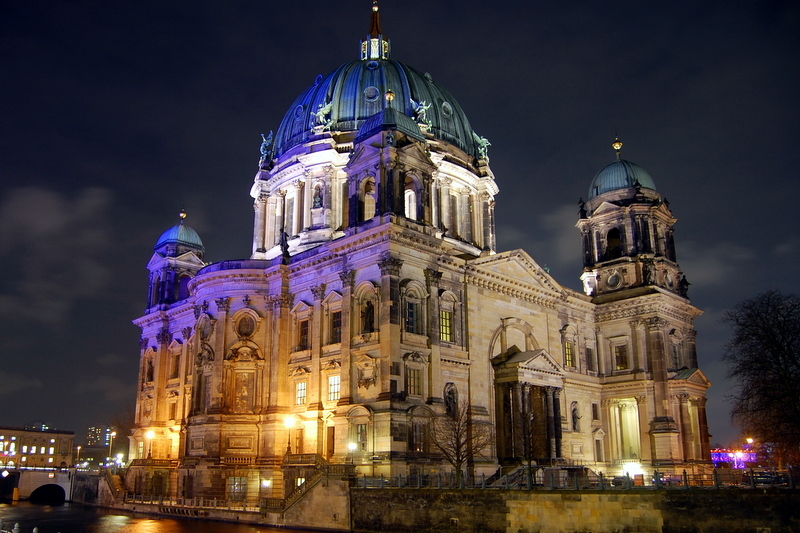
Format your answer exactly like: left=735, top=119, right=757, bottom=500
left=429, top=398, right=494, bottom=486
left=723, top=290, right=800, bottom=466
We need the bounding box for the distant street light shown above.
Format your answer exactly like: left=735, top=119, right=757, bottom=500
left=108, top=431, right=117, bottom=464
left=76, top=445, right=82, bottom=463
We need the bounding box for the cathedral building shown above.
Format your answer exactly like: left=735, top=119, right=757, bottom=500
left=127, top=4, right=710, bottom=501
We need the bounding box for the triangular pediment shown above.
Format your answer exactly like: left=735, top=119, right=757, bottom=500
left=492, top=346, right=564, bottom=375
left=591, top=201, right=623, bottom=216
left=146, top=250, right=205, bottom=270
left=669, top=367, right=711, bottom=387
left=468, top=249, right=574, bottom=298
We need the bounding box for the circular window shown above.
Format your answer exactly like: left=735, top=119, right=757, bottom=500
left=293, top=105, right=304, bottom=119
left=441, top=101, right=453, bottom=118
left=364, top=86, right=380, bottom=102
left=237, top=315, right=256, bottom=338
left=607, top=272, right=622, bottom=289
left=367, top=60, right=379, bottom=70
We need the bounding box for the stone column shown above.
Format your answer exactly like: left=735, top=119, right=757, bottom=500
left=210, top=297, right=229, bottom=415
left=338, top=268, right=355, bottom=406
left=546, top=387, right=557, bottom=459
left=303, top=169, right=312, bottom=231
left=635, top=396, right=651, bottom=461
left=252, top=192, right=268, bottom=255
left=678, top=394, right=693, bottom=461
left=377, top=255, right=402, bottom=401
left=685, top=329, right=698, bottom=368
left=630, top=319, right=647, bottom=372
left=308, top=283, right=326, bottom=411
left=692, top=397, right=711, bottom=460
left=425, top=268, right=443, bottom=404
left=440, top=176, right=452, bottom=234
left=155, top=330, right=173, bottom=422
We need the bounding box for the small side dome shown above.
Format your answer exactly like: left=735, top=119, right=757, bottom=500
left=154, top=211, right=204, bottom=253
left=587, top=138, right=657, bottom=199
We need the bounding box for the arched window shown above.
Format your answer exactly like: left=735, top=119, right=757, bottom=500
left=178, top=274, right=191, bottom=300
left=606, top=228, right=622, bottom=260
left=360, top=177, right=376, bottom=221
left=404, top=175, right=420, bottom=221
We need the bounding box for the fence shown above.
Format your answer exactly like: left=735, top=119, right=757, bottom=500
left=350, top=467, right=798, bottom=491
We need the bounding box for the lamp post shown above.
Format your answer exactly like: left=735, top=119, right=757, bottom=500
left=348, top=442, right=357, bottom=464
left=284, top=415, right=296, bottom=455
left=108, top=431, right=116, bottom=466
left=146, top=430, right=155, bottom=459
left=76, top=445, right=81, bottom=464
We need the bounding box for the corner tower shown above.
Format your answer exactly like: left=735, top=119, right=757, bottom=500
left=576, top=139, right=685, bottom=299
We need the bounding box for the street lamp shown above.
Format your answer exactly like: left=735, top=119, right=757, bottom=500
left=284, top=415, right=296, bottom=455
left=348, top=442, right=357, bottom=464
left=76, top=445, right=82, bottom=463
left=146, top=430, right=155, bottom=459
left=108, top=431, right=116, bottom=459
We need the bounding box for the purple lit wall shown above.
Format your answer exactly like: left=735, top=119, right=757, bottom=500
left=711, top=449, right=757, bottom=469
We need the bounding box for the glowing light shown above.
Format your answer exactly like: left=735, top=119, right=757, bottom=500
left=262, top=479, right=271, bottom=488
left=284, top=415, right=296, bottom=429
left=621, top=462, right=644, bottom=477
left=348, top=442, right=357, bottom=452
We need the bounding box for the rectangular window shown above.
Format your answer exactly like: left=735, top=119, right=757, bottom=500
left=295, top=381, right=307, bottom=405
left=592, top=403, right=600, bottom=421
left=227, top=476, right=247, bottom=501
left=169, top=402, right=178, bottom=420
left=585, top=347, right=595, bottom=372
left=356, top=423, right=368, bottom=451
left=671, top=344, right=681, bottom=368
left=406, top=368, right=421, bottom=396
left=405, top=302, right=420, bottom=334
left=564, top=341, right=574, bottom=367
left=440, top=309, right=453, bottom=342
left=330, top=311, right=342, bottom=344
left=297, top=319, right=310, bottom=350
left=328, top=375, right=341, bottom=402
left=615, top=345, right=629, bottom=370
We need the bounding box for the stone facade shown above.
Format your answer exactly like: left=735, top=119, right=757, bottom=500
left=125, top=5, right=710, bottom=505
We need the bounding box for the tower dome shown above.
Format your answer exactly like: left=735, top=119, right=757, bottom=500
left=154, top=211, right=205, bottom=258
left=587, top=139, right=656, bottom=199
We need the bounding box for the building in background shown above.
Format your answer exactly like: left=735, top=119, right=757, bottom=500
left=126, top=4, right=711, bottom=503
left=0, top=425, right=74, bottom=469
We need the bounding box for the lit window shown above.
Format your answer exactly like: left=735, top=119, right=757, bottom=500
left=226, top=476, right=247, bottom=501
left=406, top=368, right=421, bottom=396
left=330, top=311, right=342, bottom=344
left=564, top=341, right=574, bottom=367
left=48, top=447, right=54, bottom=454
left=440, top=310, right=453, bottom=342
left=48, top=457, right=53, bottom=463
left=615, top=345, right=629, bottom=370
left=21, top=446, right=27, bottom=454
left=296, top=382, right=307, bottom=405
left=328, top=375, right=340, bottom=402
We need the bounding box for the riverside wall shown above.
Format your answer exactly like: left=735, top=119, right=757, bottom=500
left=351, top=488, right=800, bottom=533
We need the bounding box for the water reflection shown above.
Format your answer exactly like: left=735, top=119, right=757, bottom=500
left=0, top=502, right=320, bottom=533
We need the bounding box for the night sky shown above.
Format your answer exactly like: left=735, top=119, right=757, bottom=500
left=1, top=1, right=798, bottom=448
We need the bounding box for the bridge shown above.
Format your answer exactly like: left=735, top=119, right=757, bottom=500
left=0, top=468, right=74, bottom=504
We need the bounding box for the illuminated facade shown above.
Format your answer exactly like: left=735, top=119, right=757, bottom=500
left=0, top=425, right=74, bottom=469
left=127, top=5, right=711, bottom=502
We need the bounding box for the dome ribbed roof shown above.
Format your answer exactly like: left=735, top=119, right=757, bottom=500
left=588, top=159, right=657, bottom=199
left=155, top=222, right=204, bottom=250
left=273, top=59, right=480, bottom=159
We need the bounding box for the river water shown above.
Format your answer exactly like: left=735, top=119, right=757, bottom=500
left=0, top=502, right=321, bottom=533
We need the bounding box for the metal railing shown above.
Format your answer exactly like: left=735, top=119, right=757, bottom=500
left=350, top=467, right=798, bottom=491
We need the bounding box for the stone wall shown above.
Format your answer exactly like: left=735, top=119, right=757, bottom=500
left=351, top=488, right=800, bottom=533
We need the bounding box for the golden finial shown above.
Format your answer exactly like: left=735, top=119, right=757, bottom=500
left=612, top=137, right=623, bottom=160
left=179, top=209, right=187, bottom=223
left=372, top=0, right=379, bottom=12
left=384, top=90, right=395, bottom=102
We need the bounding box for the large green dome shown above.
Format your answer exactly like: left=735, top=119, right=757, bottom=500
left=272, top=58, right=481, bottom=160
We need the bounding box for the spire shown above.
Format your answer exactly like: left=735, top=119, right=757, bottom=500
left=612, top=137, right=623, bottom=161
left=368, top=0, right=382, bottom=37
left=361, top=1, right=390, bottom=60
